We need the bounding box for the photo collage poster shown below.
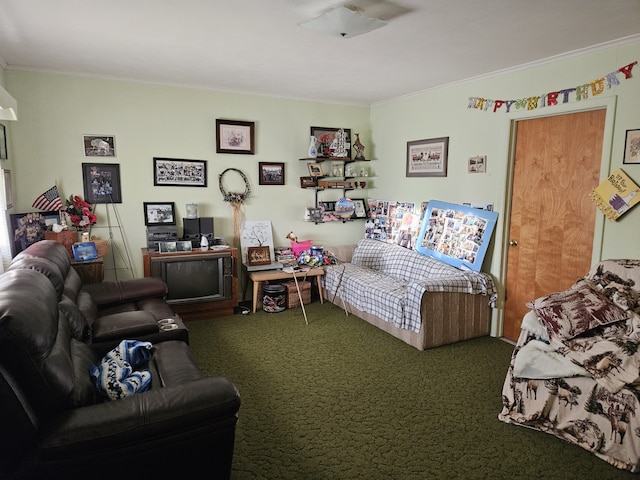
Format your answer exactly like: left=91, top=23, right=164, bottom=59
left=415, top=200, right=498, bottom=271
left=364, top=200, right=421, bottom=249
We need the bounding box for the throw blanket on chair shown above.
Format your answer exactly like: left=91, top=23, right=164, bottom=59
left=90, top=339, right=153, bottom=400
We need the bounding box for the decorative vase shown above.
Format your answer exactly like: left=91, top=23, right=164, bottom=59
left=308, top=136, right=318, bottom=158
left=335, top=197, right=355, bottom=219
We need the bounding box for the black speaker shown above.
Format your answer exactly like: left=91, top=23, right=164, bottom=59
left=183, top=218, right=200, bottom=238
left=199, top=217, right=214, bottom=236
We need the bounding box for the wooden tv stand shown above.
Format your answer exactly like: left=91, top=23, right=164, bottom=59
left=142, top=247, right=238, bottom=320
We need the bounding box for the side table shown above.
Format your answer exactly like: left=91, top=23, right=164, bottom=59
left=247, top=267, right=325, bottom=319
left=71, top=257, right=105, bottom=284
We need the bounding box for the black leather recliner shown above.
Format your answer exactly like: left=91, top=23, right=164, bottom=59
left=0, top=268, right=241, bottom=479
left=9, top=240, right=189, bottom=349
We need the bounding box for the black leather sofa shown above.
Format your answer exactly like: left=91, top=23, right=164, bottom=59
left=0, top=266, right=241, bottom=480
left=8, top=240, right=189, bottom=350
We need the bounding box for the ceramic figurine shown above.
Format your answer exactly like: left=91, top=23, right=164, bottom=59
left=353, top=133, right=366, bottom=160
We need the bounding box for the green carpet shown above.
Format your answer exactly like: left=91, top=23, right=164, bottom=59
left=187, top=302, right=636, bottom=480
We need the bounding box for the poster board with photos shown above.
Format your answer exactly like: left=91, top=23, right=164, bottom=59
left=415, top=200, right=498, bottom=272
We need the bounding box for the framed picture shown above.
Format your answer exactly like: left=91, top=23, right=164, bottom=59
left=3, top=169, right=13, bottom=209
left=259, top=162, right=285, bottom=185
left=623, top=129, right=640, bottom=164
left=83, top=135, right=116, bottom=157
left=143, top=202, right=176, bottom=226
left=158, top=241, right=178, bottom=253
left=176, top=240, right=192, bottom=252
left=319, top=201, right=335, bottom=212
left=406, top=137, right=449, bottom=177
left=300, top=176, right=317, bottom=188
left=216, top=119, right=255, bottom=154
left=351, top=198, right=369, bottom=219
left=153, top=157, right=207, bottom=187
left=311, top=126, right=352, bottom=159
left=82, top=162, right=122, bottom=203
left=0, top=124, right=7, bottom=159
left=468, top=155, right=486, bottom=173
left=308, top=207, right=323, bottom=223
left=308, top=163, right=324, bottom=177
left=247, top=246, right=271, bottom=266
left=10, top=211, right=60, bottom=256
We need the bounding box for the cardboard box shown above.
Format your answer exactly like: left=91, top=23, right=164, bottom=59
left=45, top=230, right=77, bottom=257
left=281, top=280, right=311, bottom=308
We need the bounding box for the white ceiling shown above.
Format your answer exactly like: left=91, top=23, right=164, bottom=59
left=0, top=0, right=639, bottom=106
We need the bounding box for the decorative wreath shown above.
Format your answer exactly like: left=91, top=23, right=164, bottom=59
left=219, top=168, right=251, bottom=204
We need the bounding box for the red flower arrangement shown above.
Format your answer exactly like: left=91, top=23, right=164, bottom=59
left=65, top=195, right=97, bottom=230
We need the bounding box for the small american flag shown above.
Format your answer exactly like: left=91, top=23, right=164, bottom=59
left=32, top=185, right=63, bottom=211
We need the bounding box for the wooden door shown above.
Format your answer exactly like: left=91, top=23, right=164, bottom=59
left=502, top=109, right=605, bottom=341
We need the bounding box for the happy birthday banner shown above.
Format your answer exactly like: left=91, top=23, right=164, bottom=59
left=468, top=61, right=637, bottom=113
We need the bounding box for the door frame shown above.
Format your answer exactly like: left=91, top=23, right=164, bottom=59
left=495, top=95, right=617, bottom=337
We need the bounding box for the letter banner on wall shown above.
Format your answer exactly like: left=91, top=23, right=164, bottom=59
left=468, top=61, right=637, bottom=114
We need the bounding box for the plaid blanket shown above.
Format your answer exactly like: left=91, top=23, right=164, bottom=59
left=324, top=239, right=495, bottom=332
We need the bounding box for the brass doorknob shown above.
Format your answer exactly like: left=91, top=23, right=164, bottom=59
left=509, top=240, right=518, bottom=247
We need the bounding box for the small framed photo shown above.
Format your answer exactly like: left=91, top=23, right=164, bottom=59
left=159, top=241, right=178, bottom=253
left=351, top=198, right=369, bottom=219
left=259, top=162, right=285, bottom=185
left=0, top=124, right=7, bottom=159
left=83, top=135, right=116, bottom=157
left=153, top=157, right=207, bottom=187
left=82, top=162, right=122, bottom=203
left=468, top=155, right=486, bottom=173
left=319, top=201, right=335, bottom=212
left=311, top=126, right=352, bottom=159
left=300, top=176, right=317, bottom=188
left=176, top=240, right=193, bottom=252
left=406, top=137, right=449, bottom=177
left=143, top=202, right=176, bottom=226
left=623, top=129, right=640, bottom=164
left=308, top=163, right=324, bottom=177
left=216, top=119, right=255, bottom=154
left=247, top=246, right=271, bottom=266
left=308, top=207, right=323, bottom=223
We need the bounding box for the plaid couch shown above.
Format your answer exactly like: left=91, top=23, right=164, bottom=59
left=324, top=238, right=496, bottom=334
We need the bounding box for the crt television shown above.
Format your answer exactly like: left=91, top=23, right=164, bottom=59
left=415, top=200, right=498, bottom=272
left=149, top=253, right=234, bottom=305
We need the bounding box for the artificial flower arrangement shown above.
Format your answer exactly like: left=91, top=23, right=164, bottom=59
left=65, top=195, right=97, bottom=230
left=296, top=249, right=338, bottom=267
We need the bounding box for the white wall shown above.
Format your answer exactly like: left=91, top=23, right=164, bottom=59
left=4, top=39, right=640, bottom=334
left=5, top=72, right=371, bottom=279
left=371, top=40, right=640, bottom=334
